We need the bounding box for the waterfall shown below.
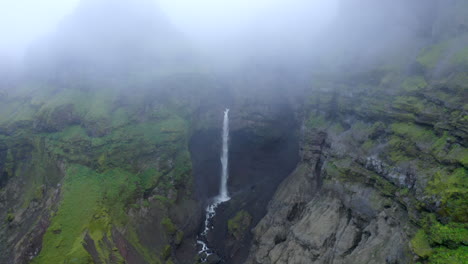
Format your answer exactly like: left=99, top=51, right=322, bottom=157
left=219, top=109, right=230, bottom=202
left=197, top=108, right=231, bottom=261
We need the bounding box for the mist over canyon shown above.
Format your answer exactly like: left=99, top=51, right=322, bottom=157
left=0, top=0, right=467, bottom=264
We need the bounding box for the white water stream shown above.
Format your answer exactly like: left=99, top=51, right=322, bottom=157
left=197, top=109, right=230, bottom=261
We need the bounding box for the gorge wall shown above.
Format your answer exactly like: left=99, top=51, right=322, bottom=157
left=0, top=0, right=467, bottom=264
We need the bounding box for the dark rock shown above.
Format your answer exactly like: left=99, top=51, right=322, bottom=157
left=365, top=156, right=415, bottom=188
left=83, top=232, right=103, bottom=264
left=206, top=253, right=222, bottom=264
left=246, top=127, right=413, bottom=264
left=33, top=104, right=80, bottom=133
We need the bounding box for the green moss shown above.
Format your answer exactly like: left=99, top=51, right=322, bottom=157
left=413, top=213, right=468, bottom=263
left=175, top=231, right=184, bottom=245
left=370, top=121, right=386, bottom=134
left=426, top=168, right=467, bottom=222
left=429, top=246, right=468, bottom=264
left=5, top=213, right=14, bottom=223
left=431, top=132, right=449, bottom=157
left=32, top=164, right=166, bottom=263
left=125, top=227, right=160, bottom=263
left=387, top=136, right=417, bottom=163
left=429, top=221, right=468, bottom=245
left=391, top=123, right=436, bottom=143
left=452, top=46, right=468, bottom=66
left=374, top=177, right=398, bottom=197
left=55, top=125, right=89, bottom=141
left=32, top=185, right=45, bottom=201
left=306, top=114, right=328, bottom=129
left=161, top=217, right=177, bottom=235
left=43, top=112, right=189, bottom=173
left=139, top=168, right=162, bottom=190
left=33, top=165, right=102, bottom=264
left=142, top=200, right=150, bottom=208
left=35, top=88, right=117, bottom=123
left=19, top=141, right=63, bottom=209
left=431, top=133, right=468, bottom=166
left=417, top=43, right=449, bottom=69
left=154, top=195, right=170, bottom=204
left=227, top=210, right=252, bottom=240
left=399, top=188, right=410, bottom=196
left=2, top=68, right=196, bottom=264
left=446, top=145, right=468, bottom=167
left=162, top=245, right=171, bottom=260
left=330, top=123, right=345, bottom=134
left=393, top=96, right=425, bottom=113
left=111, top=107, right=133, bottom=127
left=411, top=230, right=433, bottom=257
left=326, top=158, right=398, bottom=197
left=401, top=76, right=427, bottom=92
left=362, top=140, right=375, bottom=152
left=324, top=161, right=341, bottom=178
left=100, top=169, right=141, bottom=224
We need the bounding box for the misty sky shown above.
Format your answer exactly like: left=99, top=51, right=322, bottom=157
left=0, top=0, right=338, bottom=59
left=0, top=0, right=78, bottom=59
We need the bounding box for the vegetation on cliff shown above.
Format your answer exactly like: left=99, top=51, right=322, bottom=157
left=1, top=0, right=467, bottom=263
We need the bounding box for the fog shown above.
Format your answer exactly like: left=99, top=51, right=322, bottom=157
left=0, top=0, right=445, bottom=77
left=0, top=0, right=337, bottom=60
left=158, top=0, right=338, bottom=45
left=0, top=0, right=79, bottom=60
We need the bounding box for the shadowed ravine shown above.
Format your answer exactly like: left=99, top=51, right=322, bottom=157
left=190, top=104, right=300, bottom=263
left=197, top=109, right=231, bottom=261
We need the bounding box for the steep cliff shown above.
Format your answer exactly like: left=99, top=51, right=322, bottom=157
left=0, top=0, right=467, bottom=264
left=246, top=2, right=468, bottom=262
left=0, top=1, right=207, bottom=263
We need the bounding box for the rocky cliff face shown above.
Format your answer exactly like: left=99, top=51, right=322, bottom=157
left=245, top=2, right=468, bottom=263
left=1, top=0, right=467, bottom=264
left=247, top=83, right=466, bottom=264
left=247, top=125, right=415, bottom=264
left=247, top=50, right=467, bottom=264
left=0, top=1, right=208, bottom=262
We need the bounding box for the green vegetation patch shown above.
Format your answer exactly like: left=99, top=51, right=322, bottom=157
left=36, top=87, right=117, bottom=122
left=401, top=76, right=427, bottom=92
left=411, top=211, right=468, bottom=263
left=161, top=217, right=177, bottom=235
left=429, top=246, right=468, bottom=264
left=325, top=158, right=398, bottom=197
left=427, top=168, right=468, bottom=222
left=431, top=132, right=450, bottom=158
left=446, top=145, right=468, bottom=167
left=33, top=164, right=163, bottom=263
left=392, top=96, right=425, bottom=114
left=43, top=113, right=189, bottom=172
left=411, top=230, right=433, bottom=257
left=228, top=210, right=252, bottom=240
left=125, top=226, right=160, bottom=263
left=387, top=136, right=418, bottom=163
left=452, top=46, right=468, bottom=67
left=391, top=123, right=436, bottom=144
left=33, top=165, right=103, bottom=263
left=306, top=114, right=328, bottom=129
left=417, top=43, right=449, bottom=69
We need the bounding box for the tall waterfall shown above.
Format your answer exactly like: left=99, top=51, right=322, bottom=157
left=197, top=109, right=231, bottom=261
left=219, top=109, right=230, bottom=202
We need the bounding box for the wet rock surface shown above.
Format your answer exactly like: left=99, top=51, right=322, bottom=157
left=246, top=128, right=414, bottom=264
left=190, top=101, right=300, bottom=264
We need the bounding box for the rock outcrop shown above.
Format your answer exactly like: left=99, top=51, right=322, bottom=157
left=247, top=127, right=414, bottom=264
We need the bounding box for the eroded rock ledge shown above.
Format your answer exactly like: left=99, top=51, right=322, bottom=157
left=247, top=128, right=414, bottom=264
